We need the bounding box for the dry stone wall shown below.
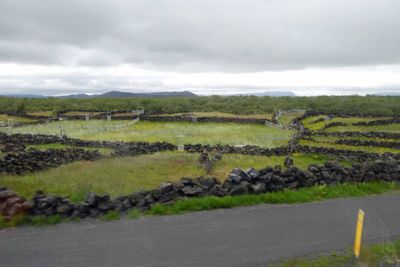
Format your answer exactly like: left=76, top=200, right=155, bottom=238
left=9, top=156, right=399, bottom=219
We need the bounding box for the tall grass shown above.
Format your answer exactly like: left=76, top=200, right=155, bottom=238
left=274, top=238, right=400, bottom=267
left=0, top=152, right=328, bottom=202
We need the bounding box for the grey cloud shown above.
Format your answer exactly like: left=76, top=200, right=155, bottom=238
left=0, top=0, right=400, bottom=71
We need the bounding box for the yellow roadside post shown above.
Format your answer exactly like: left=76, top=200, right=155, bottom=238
left=354, top=209, right=365, bottom=258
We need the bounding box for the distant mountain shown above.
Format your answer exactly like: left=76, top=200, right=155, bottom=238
left=59, top=90, right=198, bottom=98
left=371, top=92, right=400, bottom=96
left=57, top=93, right=92, bottom=99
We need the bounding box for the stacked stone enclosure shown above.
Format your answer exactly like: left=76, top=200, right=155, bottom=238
left=1, top=110, right=400, bottom=220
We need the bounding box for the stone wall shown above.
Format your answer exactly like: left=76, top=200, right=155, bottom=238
left=307, top=131, right=400, bottom=139
left=296, top=145, right=400, bottom=162
left=0, top=148, right=101, bottom=175
left=335, top=139, right=400, bottom=149
left=140, top=115, right=270, bottom=124
left=352, top=118, right=400, bottom=126
left=0, top=133, right=177, bottom=157
left=183, top=142, right=400, bottom=162
left=184, top=144, right=291, bottom=156
left=20, top=156, right=400, bottom=219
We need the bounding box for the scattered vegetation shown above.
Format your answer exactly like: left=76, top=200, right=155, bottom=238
left=198, top=150, right=222, bottom=174
left=128, top=209, right=141, bottom=219
left=272, top=238, right=400, bottom=267
left=100, top=210, right=121, bottom=221
left=0, top=214, right=64, bottom=228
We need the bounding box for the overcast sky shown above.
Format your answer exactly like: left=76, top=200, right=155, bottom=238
left=0, top=0, right=400, bottom=96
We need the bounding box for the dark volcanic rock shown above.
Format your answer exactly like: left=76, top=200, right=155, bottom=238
left=229, top=181, right=250, bottom=196
left=227, top=168, right=251, bottom=184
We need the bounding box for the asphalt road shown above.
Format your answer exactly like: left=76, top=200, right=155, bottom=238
left=1, top=194, right=400, bottom=267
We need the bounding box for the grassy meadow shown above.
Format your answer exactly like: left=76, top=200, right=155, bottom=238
left=0, top=151, right=331, bottom=202
left=0, top=114, right=35, bottom=123
left=2, top=120, right=294, bottom=147
left=302, top=115, right=391, bottom=131
left=299, top=139, right=400, bottom=154
left=278, top=111, right=305, bottom=126
left=326, top=123, right=400, bottom=133
left=152, top=111, right=273, bottom=119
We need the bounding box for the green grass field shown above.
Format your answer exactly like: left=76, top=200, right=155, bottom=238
left=326, top=123, right=400, bottom=133
left=278, top=111, right=305, bottom=126
left=150, top=112, right=273, bottom=119
left=2, top=120, right=294, bottom=147
left=302, top=115, right=391, bottom=131
left=311, top=135, right=399, bottom=143
left=299, top=139, right=400, bottom=154
left=27, top=111, right=54, bottom=117
left=0, top=151, right=330, bottom=202
left=0, top=114, right=35, bottom=123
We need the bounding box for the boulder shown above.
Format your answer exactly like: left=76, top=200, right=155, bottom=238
left=181, top=186, right=204, bottom=197
left=56, top=203, right=74, bottom=214
left=86, top=193, right=100, bottom=207
left=251, top=183, right=267, bottom=194
left=228, top=181, right=250, bottom=196
left=76, top=203, right=90, bottom=215
left=207, top=185, right=227, bottom=197
left=246, top=168, right=260, bottom=180
left=89, top=208, right=102, bottom=218
left=195, top=177, right=219, bottom=189
left=160, top=182, right=175, bottom=194
left=227, top=168, right=251, bottom=184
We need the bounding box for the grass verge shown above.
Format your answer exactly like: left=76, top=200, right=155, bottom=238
left=0, top=182, right=398, bottom=229
left=0, top=214, right=66, bottom=228
left=100, top=210, right=121, bottom=221
left=272, top=238, right=400, bottom=267
left=147, top=181, right=399, bottom=215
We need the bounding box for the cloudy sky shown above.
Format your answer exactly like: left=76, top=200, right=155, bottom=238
left=0, top=0, right=399, bottom=96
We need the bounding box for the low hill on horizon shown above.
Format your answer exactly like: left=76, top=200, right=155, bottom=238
left=58, top=90, right=198, bottom=98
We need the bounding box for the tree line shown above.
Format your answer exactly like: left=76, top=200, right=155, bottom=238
left=0, top=95, right=399, bottom=116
